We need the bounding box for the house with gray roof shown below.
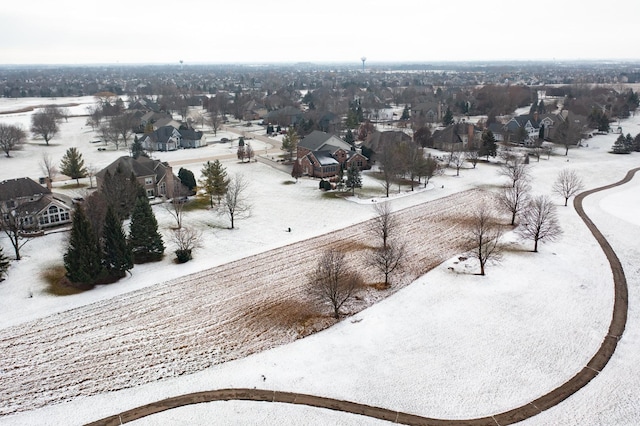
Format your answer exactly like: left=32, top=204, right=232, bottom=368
left=96, top=156, right=182, bottom=199
left=297, top=131, right=369, bottom=178
left=0, top=177, right=73, bottom=230
left=139, top=126, right=204, bottom=151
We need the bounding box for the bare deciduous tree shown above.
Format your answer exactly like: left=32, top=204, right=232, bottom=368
left=171, top=227, right=203, bottom=263
left=223, top=173, right=251, bottom=229
left=552, top=169, right=585, bottom=206
left=468, top=203, right=503, bottom=275
left=40, top=153, right=58, bottom=182
left=422, top=155, right=442, bottom=187
left=164, top=185, right=189, bottom=229
left=97, top=122, right=121, bottom=150
left=449, top=148, right=465, bottom=176
left=109, top=112, right=137, bottom=148
left=517, top=195, right=562, bottom=252
left=367, top=242, right=405, bottom=287
left=0, top=123, right=26, bottom=157
left=308, top=248, right=363, bottom=319
left=498, top=155, right=530, bottom=188
left=30, top=106, right=61, bottom=145
left=370, top=202, right=397, bottom=249
left=466, top=146, right=480, bottom=168
left=0, top=203, right=35, bottom=260
left=497, top=179, right=531, bottom=226
left=85, top=104, right=103, bottom=131
left=555, top=118, right=583, bottom=156
left=207, top=111, right=223, bottom=135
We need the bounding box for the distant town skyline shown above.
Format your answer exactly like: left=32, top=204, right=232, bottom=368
left=2, top=0, right=640, bottom=66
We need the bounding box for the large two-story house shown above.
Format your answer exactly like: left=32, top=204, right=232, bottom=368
left=297, top=131, right=369, bottom=178
left=139, top=126, right=204, bottom=151
left=0, top=177, right=73, bottom=230
left=96, top=156, right=183, bottom=199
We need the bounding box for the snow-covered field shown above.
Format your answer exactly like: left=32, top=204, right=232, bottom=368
left=0, top=97, right=639, bottom=425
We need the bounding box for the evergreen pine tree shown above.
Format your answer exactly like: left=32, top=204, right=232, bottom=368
left=401, top=105, right=410, bottom=120
left=130, top=135, right=146, bottom=159
left=102, top=206, right=133, bottom=278
left=0, top=246, right=9, bottom=281
left=128, top=195, right=165, bottom=263
left=178, top=167, right=197, bottom=193
left=479, top=130, right=497, bottom=159
left=442, top=107, right=454, bottom=126
left=60, top=147, right=87, bottom=185
left=64, top=205, right=102, bottom=286
left=345, top=162, right=362, bottom=195
left=199, top=160, right=229, bottom=207
left=611, top=134, right=630, bottom=154
left=344, top=128, right=355, bottom=145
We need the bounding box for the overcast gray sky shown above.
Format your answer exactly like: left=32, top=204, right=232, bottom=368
left=2, top=0, right=639, bottom=65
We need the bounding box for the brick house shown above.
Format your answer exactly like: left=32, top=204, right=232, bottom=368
left=297, top=131, right=369, bottom=178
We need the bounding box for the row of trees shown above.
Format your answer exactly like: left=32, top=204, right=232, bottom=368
left=477, top=158, right=583, bottom=276
left=611, top=133, right=640, bottom=154
left=64, top=187, right=164, bottom=287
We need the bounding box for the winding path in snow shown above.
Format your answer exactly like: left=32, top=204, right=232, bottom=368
left=85, top=168, right=639, bottom=426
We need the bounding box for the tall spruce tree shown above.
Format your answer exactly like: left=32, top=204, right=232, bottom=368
left=60, top=147, right=87, bottom=185
left=101, top=167, right=140, bottom=220
left=345, top=162, right=362, bottom=195
left=130, top=135, right=146, bottom=159
left=0, top=246, right=9, bottom=281
left=102, top=206, right=133, bottom=278
left=479, top=129, right=497, bottom=159
left=128, top=195, right=164, bottom=263
left=442, top=107, right=454, bottom=126
left=199, top=160, right=229, bottom=207
left=64, top=205, right=102, bottom=286
left=178, top=167, right=197, bottom=193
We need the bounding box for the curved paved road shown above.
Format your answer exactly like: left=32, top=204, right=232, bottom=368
left=86, top=168, right=639, bottom=426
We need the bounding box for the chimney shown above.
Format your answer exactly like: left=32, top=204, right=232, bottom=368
left=468, top=123, right=474, bottom=149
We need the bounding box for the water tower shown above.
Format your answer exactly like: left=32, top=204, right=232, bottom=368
left=361, top=56, right=366, bottom=72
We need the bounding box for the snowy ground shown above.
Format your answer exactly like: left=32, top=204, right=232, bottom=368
left=0, top=97, right=639, bottom=425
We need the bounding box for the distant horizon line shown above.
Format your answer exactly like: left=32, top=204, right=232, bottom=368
left=1, top=58, right=640, bottom=68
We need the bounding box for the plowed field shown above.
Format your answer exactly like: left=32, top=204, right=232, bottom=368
left=0, top=189, right=492, bottom=415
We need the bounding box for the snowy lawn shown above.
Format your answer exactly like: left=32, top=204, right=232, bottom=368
left=0, top=97, right=639, bottom=425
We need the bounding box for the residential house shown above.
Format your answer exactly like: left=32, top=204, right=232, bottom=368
left=179, top=128, right=205, bottom=148
left=297, top=131, right=369, bottom=178
left=411, top=102, right=442, bottom=123
left=364, top=130, right=412, bottom=154
left=266, top=106, right=303, bottom=127
left=503, top=110, right=588, bottom=146
left=0, top=177, right=73, bottom=230
left=432, top=123, right=482, bottom=151
left=139, top=126, right=181, bottom=151
left=96, top=156, right=183, bottom=199
left=241, top=99, right=268, bottom=121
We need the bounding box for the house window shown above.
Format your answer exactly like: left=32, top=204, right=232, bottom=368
left=38, top=205, right=69, bottom=226
left=6, top=200, right=16, bottom=209
left=159, top=182, right=166, bottom=195
left=145, top=177, right=153, bottom=185
left=146, top=189, right=155, bottom=197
